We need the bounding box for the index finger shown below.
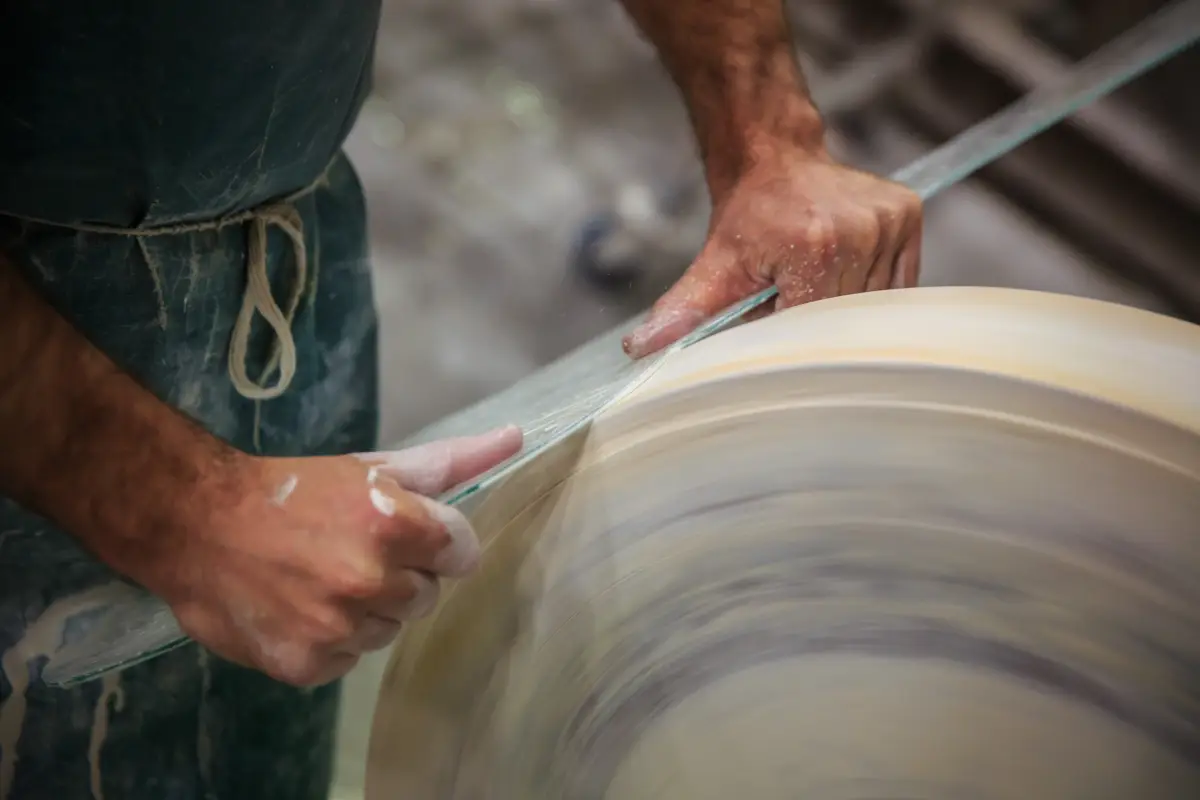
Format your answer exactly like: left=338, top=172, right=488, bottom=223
left=359, top=425, right=524, bottom=498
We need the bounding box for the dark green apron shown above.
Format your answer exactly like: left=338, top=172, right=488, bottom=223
left=0, top=2, right=382, bottom=797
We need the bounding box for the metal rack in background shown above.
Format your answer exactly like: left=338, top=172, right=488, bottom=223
left=572, top=0, right=1200, bottom=321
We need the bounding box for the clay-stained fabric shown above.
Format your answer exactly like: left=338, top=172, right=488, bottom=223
left=0, top=3, right=382, bottom=797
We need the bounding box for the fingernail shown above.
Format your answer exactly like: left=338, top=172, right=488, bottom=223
left=626, top=306, right=706, bottom=359
left=419, top=495, right=481, bottom=577
left=623, top=326, right=650, bottom=358
left=481, top=425, right=523, bottom=449
left=399, top=571, right=441, bottom=620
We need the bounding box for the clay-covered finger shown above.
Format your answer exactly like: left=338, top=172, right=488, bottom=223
left=295, top=652, right=360, bottom=687
left=363, top=471, right=482, bottom=577
left=381, top=490, right=481, bottom=577
left=415, top=497, right=480, bottom=577
left=350, top=614, right=405, bottom=653
left=252, top=633, right=359, bottom=688
left=371, top=569, right=441, bottom=623
left=358, top=426, right=523, bottom=498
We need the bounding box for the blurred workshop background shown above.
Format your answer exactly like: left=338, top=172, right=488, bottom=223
left=335, top=0, right=1199, bottom=794
left=348, top=0, right=1200, bottom=449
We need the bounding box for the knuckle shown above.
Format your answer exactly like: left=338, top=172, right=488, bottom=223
left=329, top=560, right=387, bottom=600
left=271, top=661, right=312, bottom=687
left=278, top=662, right=325, bottom=688
left=372, top=444, right=453, bottom=497
left=306, top=605, right=355, bottom=645
left=394, top=573, right=421, bottom=604
left=802, top=214, right=836, bottom=246
left=173, top=605, right=208, bottom=642
left=851, top=211, right=882, bottom=245
left=421, top=522, right=453, bottom=555
left=403, top=511, right=452, bottom=557
left=889, top=186, right=923, bottom=220
left=258, top=639, right=320, bottom=687
left=403, top=573, right=442, bottom=620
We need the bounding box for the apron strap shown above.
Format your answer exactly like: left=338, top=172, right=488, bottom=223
left=226, top=203, right=307, bottom=400
left=0, top=168, right=331, bottom=401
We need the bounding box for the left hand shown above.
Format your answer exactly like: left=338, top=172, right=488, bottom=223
left=622, top=149, right=923, bottom=359
left=148, top=426, right=522, bottom=687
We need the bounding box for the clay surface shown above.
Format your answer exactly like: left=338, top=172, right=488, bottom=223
left=367, top=287, right=1200, bottom=798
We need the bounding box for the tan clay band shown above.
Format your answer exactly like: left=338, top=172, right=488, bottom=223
left=367, top=287, right=1200, bottom=798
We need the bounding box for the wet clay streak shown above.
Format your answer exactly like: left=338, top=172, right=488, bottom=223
left=0, top=585, right=128, bottom=799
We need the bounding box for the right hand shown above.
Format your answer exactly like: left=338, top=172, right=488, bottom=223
left=158, top=425, right=522, bottom=687
left=623, top=151, right=922, bottom=359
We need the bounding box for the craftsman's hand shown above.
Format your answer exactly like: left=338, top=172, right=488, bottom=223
left=623, top=149, right=923, bottom=359
left=0, top=254, right=522, bottom=687
left=160, top=426, right=522, bottom=687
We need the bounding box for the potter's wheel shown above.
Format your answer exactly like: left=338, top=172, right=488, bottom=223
left=366, top=287, right=1200, bottom=798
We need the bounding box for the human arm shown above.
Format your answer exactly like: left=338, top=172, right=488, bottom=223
left=0, top=258, right=521, bottom=684
left=617, top=0, right=923, bottom=357
left=617, top=0, right=826, bottom=199
left=0, top=257, right=239, bottom=576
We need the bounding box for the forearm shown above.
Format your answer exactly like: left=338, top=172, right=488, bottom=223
left=619, top=0, right=827, bottom=198
left=0, top=257, right=247, bottom=585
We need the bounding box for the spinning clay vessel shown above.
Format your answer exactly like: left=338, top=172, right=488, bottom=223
left=368, top=287, right=1200, bottom=799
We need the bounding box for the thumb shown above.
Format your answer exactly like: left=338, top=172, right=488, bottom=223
left=622, top=245, right=766, bottom=359
left=358, top=425, right=523, bottom=497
